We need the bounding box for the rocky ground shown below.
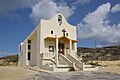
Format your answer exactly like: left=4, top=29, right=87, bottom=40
left=36, top=61, right=120, bottom=80
left=36, top=71, right=120, bottom=80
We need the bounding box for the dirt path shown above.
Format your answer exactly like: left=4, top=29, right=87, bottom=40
left=36, top=71, right=120, bottom=80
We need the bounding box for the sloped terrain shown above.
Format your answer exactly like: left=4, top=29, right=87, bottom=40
left=77, top=45, right=120, bottom=61
left=0, top=55, right=18, bottom=66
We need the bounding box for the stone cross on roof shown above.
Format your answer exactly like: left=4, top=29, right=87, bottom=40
left=62, top=29, right=66, bottom=36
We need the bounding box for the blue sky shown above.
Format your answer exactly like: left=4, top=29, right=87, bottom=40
left=0, top=0, right=120, bottom=56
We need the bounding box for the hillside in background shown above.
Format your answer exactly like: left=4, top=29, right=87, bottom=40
left=77, top=45, right=120, bottom=61
left=0, top=55, right=18, bottom=66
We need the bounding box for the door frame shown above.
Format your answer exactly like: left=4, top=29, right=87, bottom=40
left=58, top=43, right=64, bottom=55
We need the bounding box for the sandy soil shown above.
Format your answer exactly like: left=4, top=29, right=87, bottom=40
left=0, top=66, right=38, bottom=80
left=94, top=60, right=120, bottom=74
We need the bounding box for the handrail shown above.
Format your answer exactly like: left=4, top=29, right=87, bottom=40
left=59, top=54, right=73, bottom=67
left=66, top=53, right=83, bottom=70
left=41, top=53, right=54, bottom=59
left=41, top=53, right=56, bottom=65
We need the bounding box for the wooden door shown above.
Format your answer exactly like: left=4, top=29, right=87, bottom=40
left=58, top=43, right=64, bottom=55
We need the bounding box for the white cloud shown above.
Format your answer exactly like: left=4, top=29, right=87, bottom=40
left=0, top=0, right=38, bottom=16
left=73, top=0, right=93, bottom=5
left=0, top=0, right=75, bottom=23
left=77, top=2, right=120, bottom=46
left=30, top=0, right=75, bottom=23
left=111, top=4, right=120, bottom=13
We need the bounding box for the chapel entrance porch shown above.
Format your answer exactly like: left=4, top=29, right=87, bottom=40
left=43, top=36, right=81, bottom=71
left=44, top=36, right=79, bottom=60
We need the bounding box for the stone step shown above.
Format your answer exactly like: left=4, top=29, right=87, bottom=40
left=54, top=67, right=71, bottom=72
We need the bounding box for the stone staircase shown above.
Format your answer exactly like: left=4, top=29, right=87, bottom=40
left=41, top=53, right=83, bottom=72
left=58, top=53, right=83, bottom=71
left=66, top=53, right=83, bottom=70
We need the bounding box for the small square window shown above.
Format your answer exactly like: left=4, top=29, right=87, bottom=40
left=51, top=31, right=53, bottom=34
left=49, top=46, right=54, bottom=52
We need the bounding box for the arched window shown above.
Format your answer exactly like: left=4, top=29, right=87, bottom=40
left=58, top=15, right=62, bottom=25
